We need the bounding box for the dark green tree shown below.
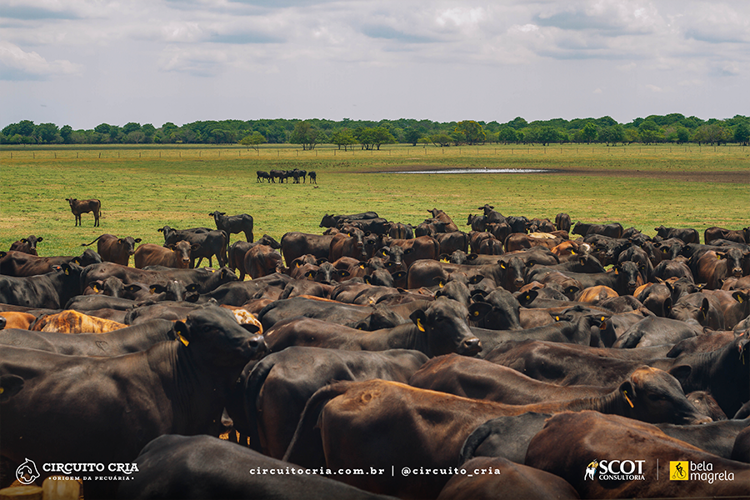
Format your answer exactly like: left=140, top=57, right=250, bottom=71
left=290, top=121, right=320, bottom=150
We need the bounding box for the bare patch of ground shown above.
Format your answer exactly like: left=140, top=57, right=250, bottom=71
left=370, top=166, right=750, bottom=184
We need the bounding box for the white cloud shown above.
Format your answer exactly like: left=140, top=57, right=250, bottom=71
left=0, top=41, right=81, bottom=80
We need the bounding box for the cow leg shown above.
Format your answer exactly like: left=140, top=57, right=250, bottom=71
left=244, top=231, right=253, bottom=243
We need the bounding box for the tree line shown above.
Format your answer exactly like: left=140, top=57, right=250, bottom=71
left=3, top=114, right=749, bottom=148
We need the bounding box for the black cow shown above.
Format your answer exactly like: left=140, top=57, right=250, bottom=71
left=210, top=211, right=254, bottom=243
left=0, top=262, right=83, bottom=309
left=80, top=262, right=237, bottom=294
left=0, top=319, right=175, bottom=356
left=308, top=171, right=317, bottom=184
left=258, top=296, right=406, bottom=331
left=117, top=434, right=394, bottom=500
left=655, top=225, right=700, bottom=244
left=66, top=197, right=101, bottom=226
left=158, top=226, right=228, bottom=268
left=261, top=297, right=481, bottom=358
left=8, top=235, right=43, bottom=256
left=256, top=170, right=270, bottom=182
left=280, top=232, right=336, bottom=267
left=0, top=249, right=101, bottom=277
left=228, top=347, right=428, bottom=458
left=0, top=306, right=266, bottom=499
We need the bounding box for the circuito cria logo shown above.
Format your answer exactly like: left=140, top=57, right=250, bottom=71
left=16, top=458, right=40, bottom=485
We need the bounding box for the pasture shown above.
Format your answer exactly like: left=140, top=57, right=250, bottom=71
left=1, top=143, right=748, bottom=258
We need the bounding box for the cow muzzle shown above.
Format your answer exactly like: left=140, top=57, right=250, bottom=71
left=459, top=337, right=482, bottom=356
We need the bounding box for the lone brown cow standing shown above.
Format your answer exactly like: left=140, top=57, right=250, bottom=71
left=66, top=198, right=101, bottom=227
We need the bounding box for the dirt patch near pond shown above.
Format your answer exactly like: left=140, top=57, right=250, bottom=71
left=370, top=166, right=750, bottom=184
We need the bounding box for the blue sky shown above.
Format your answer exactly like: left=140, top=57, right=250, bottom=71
left=1, top=0, right=748, bottom=129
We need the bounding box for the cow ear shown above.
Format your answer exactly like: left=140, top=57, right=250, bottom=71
left=338, top=270, right=350, bottom=278
left=167, top=244, right=176, bottom=250
left=71, top=257, right=81, bottom=265
left=187, top=283, right=201, bottom=293
left=124, top=284, right=140, bottom=293
left=716, top=253, right=725, bottom=260
left=21, top=238, right=28, bottom=243
left=304, top=270, right=315, bottom=280
left=37, top=237, right=43, bottom=242
left=468, top=302, right=491, bottom=321
left=669, top=365, right=692, bottom=385
left=614, top=266, right=620, bottom=275
left=732, top=291, right=749, bottom=304
left=619, top=380, right=636, bottom=408
left=499, top=261, right=507, bottom=270
left=700, top=298, right=709, bottom=319
left=433, top=277, right=445, bottom=288
left=173, top=322, right=190, bottom=346
left=150, top=284, right=166, bottom=294
left=392, top=271, right=406, bottom=281
left=467, top=253, right=479, bottom=261
left=118, top=239, right=124, bottom=244
left=134, top=238, right=142, bottom=243
left=0, top=374, right=24, bottom=403
left=517, top=289, right=538, bottom=307
left=565, top=285, right=580, bottom=296
left=220, top=268, right=229, bottom=279
left=364, top=275, right=373, bottom=285
left=409, top=309, right=427, bottom=332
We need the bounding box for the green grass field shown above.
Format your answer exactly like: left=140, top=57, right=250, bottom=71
left=1, top=144, right=748, bottom=259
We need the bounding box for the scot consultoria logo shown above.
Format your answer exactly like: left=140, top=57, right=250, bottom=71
left=584, top=459, right=646, bottom=481
left=584, top=460, right=599, bottom=480
left=16, top=458, right=40, bottom=485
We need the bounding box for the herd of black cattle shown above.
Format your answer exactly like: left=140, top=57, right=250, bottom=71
left=256, top=168, right=317, bottom=184
left=1, top=205, right=750, bottom=499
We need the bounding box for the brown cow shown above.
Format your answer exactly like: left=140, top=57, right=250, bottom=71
left=0, top=312, right=36, bottom=330
left=66, top=198, right=101, bottom=226
left=244, top=245, right=282, bottom=280
left=437, top=457, right=580, bottom=500
left=31, top=310, right=127, bottom=333
left=81, top=234, right=142, bottom=266
left=134, top=241, right=193, bottom=269
left=9, top=235, right=43, bottom=255
left=285, top=379, right=707, bottom=499
left=526, top=411, right=750, bottom=499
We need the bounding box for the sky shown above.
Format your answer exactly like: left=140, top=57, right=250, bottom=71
left=1, top=0, right=749, bottom=130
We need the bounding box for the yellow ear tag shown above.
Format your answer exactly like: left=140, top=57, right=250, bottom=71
left=555, top=316, right=560, bottom=321
left=150, top=287, right=157, bottom=294
left=360, top=264, right=365, bottom=269
left=210, top=269, right=216, bottom=273
left=623, top=390, right=634, bottom=408
left=92, top=284, right=99, bottom=293
left=0, top=387, right=4, bottom=394
left=500, top=263, right=506, bottom=269
left=439, top=282, right=444, bottom=288
left=739, top=296, right=744, bottom=304
left=64, top=268, right=69, bottom=275
left=571, top=251, right=576, bottom=255
left=416, top=318, right=426, bottom=332
left=473, top=310, right=479, bottom=317
left=296, top=262, right=301, bottom=268
left=178, top=333, right=189, bottom=347
left=440, top=259, right=449, bottom=263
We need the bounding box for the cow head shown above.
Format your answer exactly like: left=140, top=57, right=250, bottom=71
left=409, top=297, right=481, bottom=357
left=173, top=306, right=266, bottom=367
left=618, top=366, right=712, bottom=425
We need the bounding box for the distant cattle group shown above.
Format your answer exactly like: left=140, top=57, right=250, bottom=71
left=1, top=204, right=750, bottom=499
left=257, top=168, right=317, bottom=184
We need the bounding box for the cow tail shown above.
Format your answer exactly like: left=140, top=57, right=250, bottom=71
left=81, top=235, right=103, bottom=247
left=282, top=382, right=351, bottom=468
left=242, top=359, right=277, bottom=452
